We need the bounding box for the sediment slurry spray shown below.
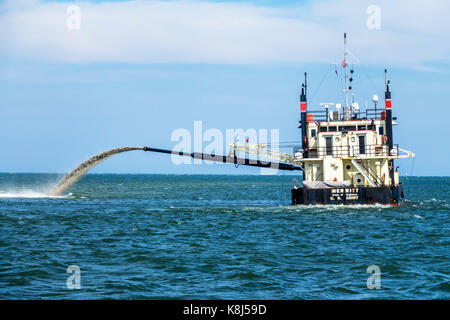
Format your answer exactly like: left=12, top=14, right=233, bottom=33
left=50, top=147, right=144, bottom=196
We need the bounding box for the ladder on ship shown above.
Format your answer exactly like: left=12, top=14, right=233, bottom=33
left=351, top=156, right=382, bottom=187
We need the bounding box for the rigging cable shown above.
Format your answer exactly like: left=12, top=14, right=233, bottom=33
left=334, top=63, right=346, bottom=103
left=309, top=64, right=333, bottom=105
left=359, top=64, right=383, bottom=99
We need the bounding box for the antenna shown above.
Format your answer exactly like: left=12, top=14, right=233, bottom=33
left=373, top=94, right=378, bottom=118
left=301, top=72, right=307, bottom=100
left=344, top=33, right=348, bottom=109
left=343, top=33, right=353, bottom=120
left=385, top=68, right=390, bottom=92
left=332, top=33, right=359, bottom=117
left=304, top=72, right=307, bottom=96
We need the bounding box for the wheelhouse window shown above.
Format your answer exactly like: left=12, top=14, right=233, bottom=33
left=338, top=125, right=357, bottom=131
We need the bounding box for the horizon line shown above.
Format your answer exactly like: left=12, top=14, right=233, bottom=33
left=0, top=172, right=442, bottom=178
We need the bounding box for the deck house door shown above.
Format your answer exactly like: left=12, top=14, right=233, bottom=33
left=358, top=135, right=366, bottom=155
left=325, top=136, right=333, bottom=156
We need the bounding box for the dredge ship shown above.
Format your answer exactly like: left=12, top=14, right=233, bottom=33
left=142, top=34, right=415, bottom=205
left=290, top=33, right=415, bottom=205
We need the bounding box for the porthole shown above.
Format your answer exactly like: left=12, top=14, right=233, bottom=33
left=335, top=137, right=340, bottom=142
left=346, top=165, right=351, bottom=170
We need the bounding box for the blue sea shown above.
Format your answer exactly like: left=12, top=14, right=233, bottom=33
left=0, top=174, right=448, bottom=299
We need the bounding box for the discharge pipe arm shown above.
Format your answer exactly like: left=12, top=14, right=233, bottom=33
left=142, top=147, right=303, bottom=171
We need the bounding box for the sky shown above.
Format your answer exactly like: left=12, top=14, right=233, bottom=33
left=0, top=0, right=449, bottom=176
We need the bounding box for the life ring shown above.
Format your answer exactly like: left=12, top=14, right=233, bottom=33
left=383, top=135, right=388, bottom=144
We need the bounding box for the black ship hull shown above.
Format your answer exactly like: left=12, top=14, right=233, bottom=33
left=291, top=184, right=404, bottom=205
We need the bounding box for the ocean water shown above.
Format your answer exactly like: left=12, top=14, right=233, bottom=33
left=0, top=174, right=448, bottom=299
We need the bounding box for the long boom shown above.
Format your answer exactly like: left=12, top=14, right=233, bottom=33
left=142, top=147, right=303, bottom=171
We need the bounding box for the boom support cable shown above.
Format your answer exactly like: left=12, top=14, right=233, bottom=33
left=309, top=64, right=333, bottom=105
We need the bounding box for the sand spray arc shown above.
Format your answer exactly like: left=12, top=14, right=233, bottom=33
left=50, top=147, right=144, bottom=196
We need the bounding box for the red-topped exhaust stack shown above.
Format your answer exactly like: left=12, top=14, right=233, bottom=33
left=385, top=69, right=394, bottom=185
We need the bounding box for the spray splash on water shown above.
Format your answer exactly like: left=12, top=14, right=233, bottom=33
left=49, top=147, right=144, bottom=196
left=0, top=190, right=67, bottom=198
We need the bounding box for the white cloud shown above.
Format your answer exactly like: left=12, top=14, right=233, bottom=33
left=0, top=0, right=449, bottom=68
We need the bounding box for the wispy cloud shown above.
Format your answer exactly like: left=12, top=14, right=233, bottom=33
left=1, top=0, right=449, bottom=69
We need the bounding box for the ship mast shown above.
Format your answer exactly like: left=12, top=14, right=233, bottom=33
left=344, top=32, right=349, bottom=110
